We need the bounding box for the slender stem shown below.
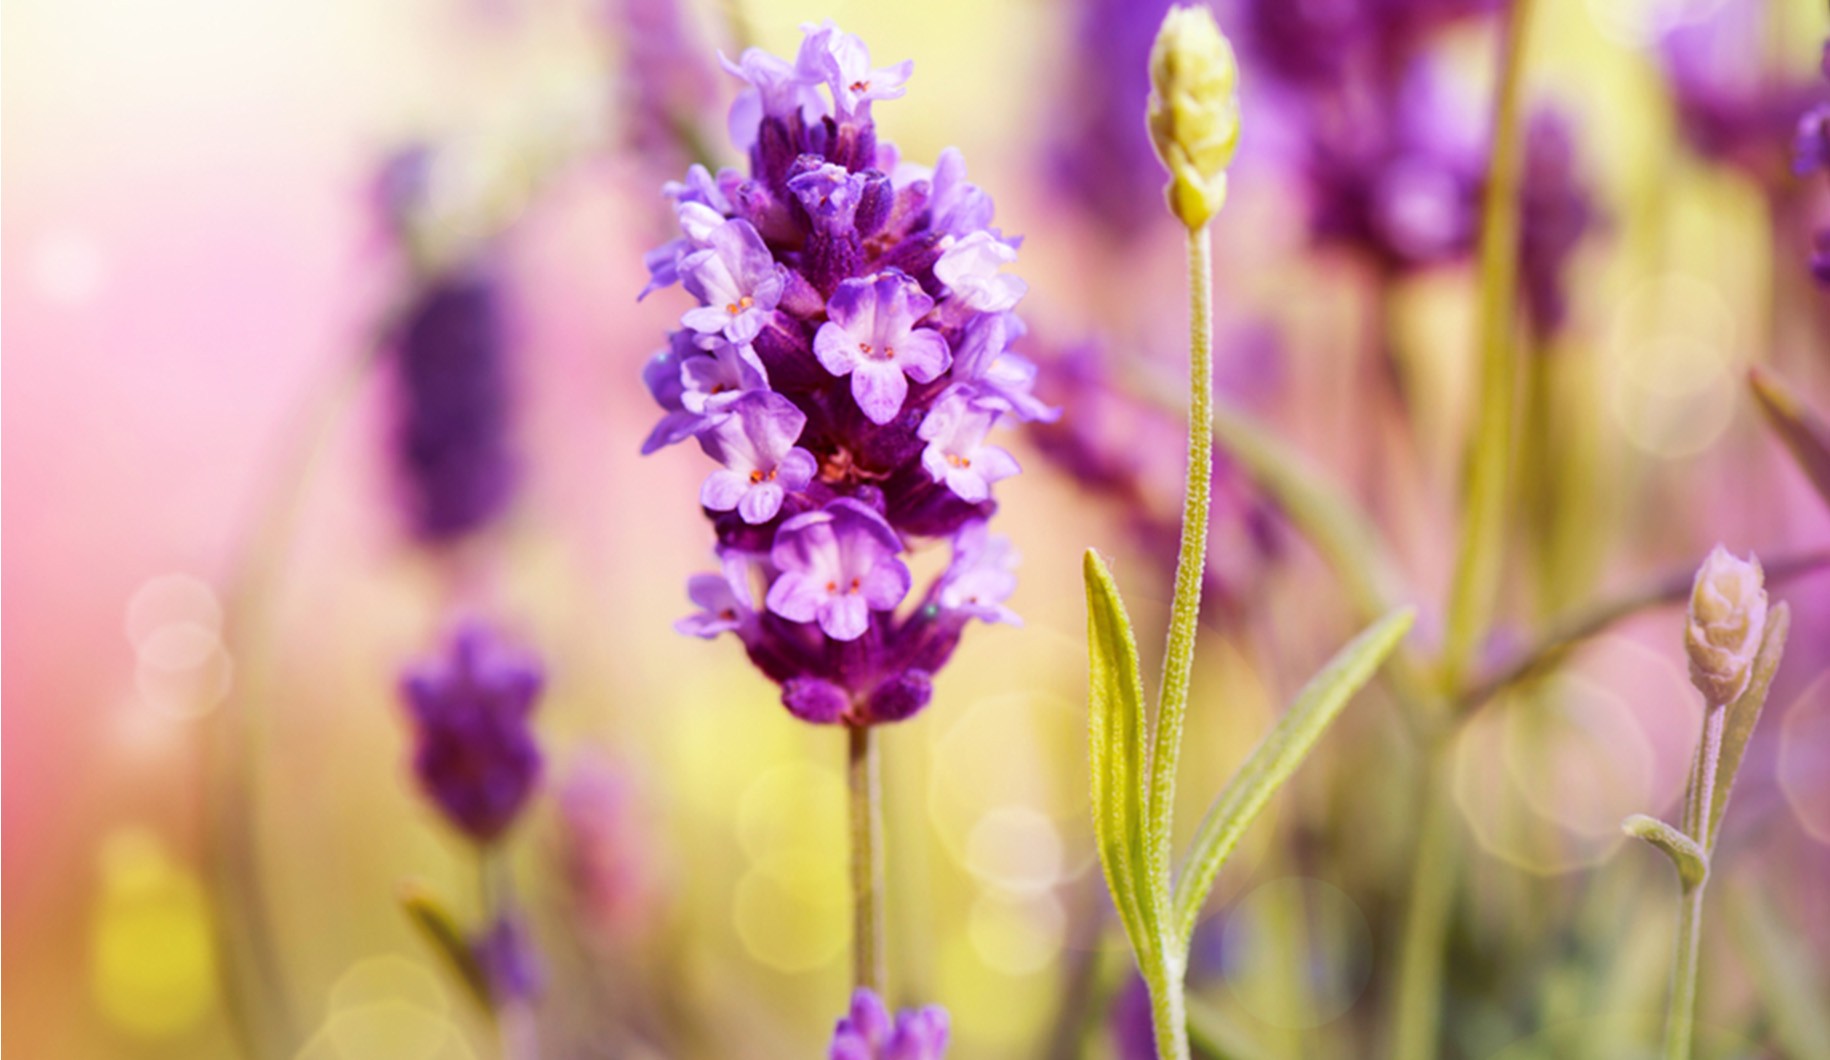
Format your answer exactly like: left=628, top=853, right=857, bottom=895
left=1457, top=548, right=1830, bottom=714
left=204, top=340, right=379, bottom=1058
left=1440, top=0, right=1535, bottom=691
left=848, top=724, right=887, bottom=995
left=1141, top=224, right=1213, bottom=1060
left=1666, top=706, right=1724, bottom=1060
left=1391, top=754, right=1457, bottom=1060
left=1148, top=954, right=1193, bottom=1060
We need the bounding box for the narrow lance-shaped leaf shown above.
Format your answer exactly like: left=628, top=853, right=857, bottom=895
left=399, top=881, right=495, bottom=1014
left=1708, top=601, right=1790, bottom=849
left=1621, top=814, right=1708, bottom=891
left=1170, top=608, right=1416, bottom=944
left=1084, top=549, right=1164, bottom=973
left=1750, top=367, right=1830, bottom=511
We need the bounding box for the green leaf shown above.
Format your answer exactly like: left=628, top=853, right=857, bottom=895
left=1750, top=367, right=1830, bottom=511
left=1084, top=549, right=1164, bottom=974
left=1170, top=608, right=1415, bottom=943
left=1620, top=814, right=1707, bottom=891
left=399, top=880, right=495, bottom=1014
left=1708, top=601, right=1790, bottom=848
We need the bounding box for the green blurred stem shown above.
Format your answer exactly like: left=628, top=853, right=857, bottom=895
left=1666, top=705, right=1724, bottom=1060
left=205, top=339, right=379, bottom=1058
left=1391, top=754, right=1457, bottom=1060
left=1439, top=0, right=1534, bottom=692
left=1145, top=223, right=1214, bottom=1060
left=1457, top=548, right=1830, bottom=713
left=849, top=724, right=887, bottom=996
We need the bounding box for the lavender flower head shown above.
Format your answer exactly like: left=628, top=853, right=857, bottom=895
left=399, top=622, right=545, bottom=844
left=1519, top=107, right=1601, bottom=337
left=641, top=21, right=1054, bottom=727
left=1661, top=2, right=1825, bottom=183
left=375, top=144, right=520, bottom=544
left=472, top=909, right=544, bottom=1004
left=828, top=988, right=949, bottom=1060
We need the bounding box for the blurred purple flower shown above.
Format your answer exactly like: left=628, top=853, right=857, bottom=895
left=1661, top=3, right=1824, bottom=184
left=640, top=22, right=1050, bottom=726
left=389, top=265, right=520, bottom=544
left=828, top=988, right=949, bottom=1060
left=1110, top=974, right=1156, bottom=1060
left=399, top=623, right=544, bottom=844
left=1519, top=108, right=1601, bottom=338
left=1797, top=42, right=1830, bottom=287
left=557, top=753, right=661, bottom=942
left=606, top=0, right=715, bottom=162
left=472, top=909, right=544, bottom=1004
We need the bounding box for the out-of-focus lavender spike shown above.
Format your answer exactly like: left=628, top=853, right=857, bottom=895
left=606, top=0, right=717, bottom=166
left=556, top=753, right=661, bottom=944
left=1518, top=108, right=1601, bottom=339
left=399, top=622, right=545, bottom=844
left=1795, top=41, right=1829, bottom=287
left=389, top=265, right=521, bottom=543
left=1047, top=0, right=1178, bottom=242
left=472, top=909, right=545, bottom=1004
left=1661, top=2, right=1825, bottom=186
left=828, top=988, right=949, bottom=1060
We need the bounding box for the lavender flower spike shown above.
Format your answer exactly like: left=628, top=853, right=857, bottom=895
left=640, top=19, right=1046, bottom=726
left=828, top=988, right=950, bottom=1060
left=399, top=623, right=545, bottom=845
left=1796, top=41, right=1830, bottom=286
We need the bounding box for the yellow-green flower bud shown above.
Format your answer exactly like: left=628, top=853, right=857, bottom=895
left=1685, top=545, right=1768, bottom=708
left=1146, top=5, right=1242, bottom=230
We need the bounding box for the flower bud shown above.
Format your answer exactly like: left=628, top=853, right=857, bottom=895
left=1685, top=545, right=1768, bottom=707
left=1146, top=6, right=1242, bottom=230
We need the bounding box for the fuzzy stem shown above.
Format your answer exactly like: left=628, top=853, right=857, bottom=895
left=1142, top=219, right=1214, bottom=1060
left=849, top=724, right=887, bottom=996
left=1666, top=705, right=1725, bottom=1060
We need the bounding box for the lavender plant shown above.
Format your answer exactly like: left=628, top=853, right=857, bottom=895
left=1623, top=548, right=1790, bottom=1060
left=827, top=988, right=950, bottom=1060
left=638, top=20, right=1052, bottom=998
left=397, top=621, right=548, bottom=1050
left=1082, top=10, right=1413, bottom=1060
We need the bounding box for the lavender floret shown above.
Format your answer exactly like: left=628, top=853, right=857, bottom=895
left=828, top=988, right=949, bottom=1060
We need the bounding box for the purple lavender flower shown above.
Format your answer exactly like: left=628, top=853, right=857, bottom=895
left=605, top=0, right=716, bottom=163
left=814, top=272, right=952, bottom=424
left=389, top=265, right=520, bottom=543
left=828, top=988, right=949, bottom=1060
left=1796, top=42, right=1830, bottom=287
left=640, top=22, right=1050, bottom=725
left=1662, top=4, right=1826, bottom=185
left=766, top=500, right=912, bottom=642
left=472, top=910, right=544, bottom=1004
left=1518, top=108, right=1600, bottom=338
left=399, top=623, right=544, bottom=844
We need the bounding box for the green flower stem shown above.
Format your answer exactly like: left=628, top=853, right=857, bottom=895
left=206, top=339, right=381, bottom=1058
left=848, top=724, right=887, bottom=996
left=1440, top=0, right=1535, bottom=693
left=1666, top=705, right=1724, bottom=1060
left=1391, top=753, right=1457, bottom=1060
left=1456, top=549, right=1830, bottom=714
left=1142, top=223, right=1215, bottom=1060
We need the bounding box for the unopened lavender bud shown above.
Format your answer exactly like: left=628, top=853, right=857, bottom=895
left=1685, top=545, right=1768, bottom=707
left=1146, top=5, right=1241, bottom=230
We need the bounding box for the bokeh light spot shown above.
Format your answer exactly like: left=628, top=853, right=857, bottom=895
left=731, top=859, right=846, bottom=972
left=125, top=573, right=223, bottom=649
left=966, top=890, right=1066, bottom=975
left=89, top=828, right=216, bottom=1039
left=963, top=806, right=1063, bottom=894
left=1778, top=671, right=1830, bottom=845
